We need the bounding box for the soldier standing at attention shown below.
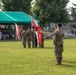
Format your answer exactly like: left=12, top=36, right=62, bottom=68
left=26, top=27, right=32, bottom=48
left=21, top=29, right=27, bottom=48
left=52, top=24, right=64, bottom=65
left=31, top=27, right=37, bottom=48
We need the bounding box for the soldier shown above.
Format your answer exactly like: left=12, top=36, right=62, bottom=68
left=31, top=27, right=37, bottom=47
left=21, top=29, right=27, bottom=48
left=31, top=29, right=36, bottom=48
left=26, top=27, right=32, bottom=48
left=52, top=24, right=64, bottom=65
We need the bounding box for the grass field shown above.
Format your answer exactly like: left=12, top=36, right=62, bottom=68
left=0, top=39, right=76, bottom=75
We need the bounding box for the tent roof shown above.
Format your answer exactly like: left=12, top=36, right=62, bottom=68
left=0, top=11, right=32, bottom=24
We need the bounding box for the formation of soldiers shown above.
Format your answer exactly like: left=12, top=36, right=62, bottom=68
left=21, top=23, right=64, bottom=65
left=21, top=27, right=35, bottom=48
left=21, top=27, right=44, bottom=48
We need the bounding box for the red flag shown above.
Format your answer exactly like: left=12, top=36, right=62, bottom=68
left=17, top=26, right=21, bottom=40
left=31, top=17, right=35, bottom=27
left=31, top=17, right=41, bottom=31
left=38, top=31, right=42, bottom=45
left=15, top=24, right=21, bottom=40
left=34, top=19, right=41, bottom=31
left=36, top=26, right=41, bottom=31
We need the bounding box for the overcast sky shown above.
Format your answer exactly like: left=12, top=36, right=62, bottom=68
left=67, top=0, right=76, bottom=8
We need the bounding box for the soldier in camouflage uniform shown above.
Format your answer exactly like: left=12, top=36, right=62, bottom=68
left=52, top=24, right=64, bottom=65
left=31, top=29, right=37, bottom=48
left=26, top=27, right=32, bottom=48
left=21, top=29, right=27, bottom=48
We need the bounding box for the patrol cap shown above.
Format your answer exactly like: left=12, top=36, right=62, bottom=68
left=57, top=24, right=62, bottom=27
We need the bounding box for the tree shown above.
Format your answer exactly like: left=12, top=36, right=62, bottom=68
left=71, top=3, right=76, bottom=22
left=32, top=0, right=69, bottom=26
left=0, top=0, right=3, bottom=9
left=2, top=0, right=32, bottom=14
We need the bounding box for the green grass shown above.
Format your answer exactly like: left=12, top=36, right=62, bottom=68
left=0, top=39, right=76, bottom=75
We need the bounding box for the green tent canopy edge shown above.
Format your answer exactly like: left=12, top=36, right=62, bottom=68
left=0, top=11, right=39, bottom=25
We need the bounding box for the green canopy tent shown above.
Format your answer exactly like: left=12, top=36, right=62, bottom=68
left=0, top=11, right=31, bottom=24
left=0, top=11, right=39, bottom=25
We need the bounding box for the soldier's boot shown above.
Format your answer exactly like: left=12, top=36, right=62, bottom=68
left=28, top=44, right=31, bottom=48
left=32, top=41, right=34, bottom=48
left=56, top=59, right=61, bottom=65
left=32, top=45, right=34, bottom=48
left=24, top=45, right=26, bottom=48
left=23, top=43, right=26, bottom=48
left=32, top=44, right=34, bottom=48
left=28, top=45, right=30, bottom=48
left=58, top=60, right=61, bottom=65
left=41, top=43, right=44, bottom=48
left=39, top=44, right=41, bottom=47
left=41, top=45, right=43, bottom=48
left=28, top=41, right=31, bottom=48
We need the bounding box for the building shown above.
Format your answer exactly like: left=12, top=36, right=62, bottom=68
left=43, top=22, right=76, bottom=38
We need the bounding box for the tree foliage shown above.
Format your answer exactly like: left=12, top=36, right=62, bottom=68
left=32, top=0, right=69, bottom=25
left=71, top=3, right=76, bottom=22
left=2, top=0, right=32, bottom=14
left=0, top=0, right=3, bottom=9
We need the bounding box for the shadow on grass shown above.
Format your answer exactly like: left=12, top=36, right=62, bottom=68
left=62, top=60, right=76, bottom=68
left=24, top=46, right=53, bottom=50
left=62, top=64, right=76, bottom=68
left=0, top=40, right=19, bottom=42
left=43, top=47, right=53, bottom=49
left=63, top=60, right=76, bottom=64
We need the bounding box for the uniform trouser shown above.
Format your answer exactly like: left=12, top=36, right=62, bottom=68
left=31, top=37, right=37, bottom=48
left=34, top=37, right=37, bottom=47
left=27, top=38, right=31, bottom=48
left=22, top=39, right=26, bottom=48
left=31, top=39, right=35, bottom=48
left=54, top=44, right=63, bottom=64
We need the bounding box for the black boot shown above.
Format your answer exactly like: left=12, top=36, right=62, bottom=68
left=23, top=45, right=26, bottom=48
left=56, top=59, right=61, bottom=65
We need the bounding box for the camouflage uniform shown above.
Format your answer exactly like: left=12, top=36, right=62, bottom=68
left=26, top=29, right=32, bottom=48
left=34, top=33, right=38, bottom=47
left=21, top=30, right=27, bottom=48
left=53, top=29, right=64, bottom=65
left=31, top=30, right=36, bottom=48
